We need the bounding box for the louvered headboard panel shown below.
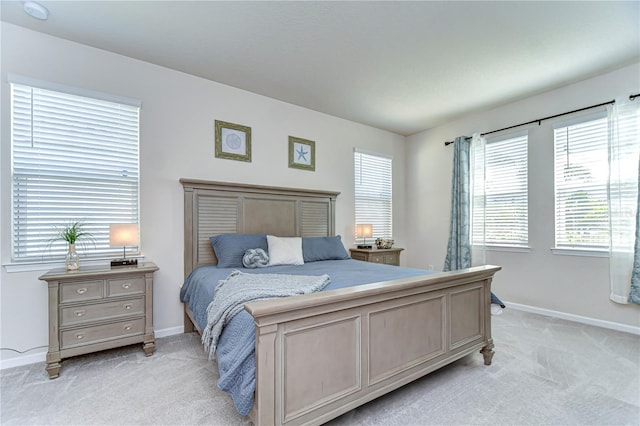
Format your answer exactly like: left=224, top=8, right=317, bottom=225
left=180, top=179, right=340, bottom=278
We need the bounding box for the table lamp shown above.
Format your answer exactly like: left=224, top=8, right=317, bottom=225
left=356, top=224, right=373, bottom=249
left=109, top=223, right=139, bottom=267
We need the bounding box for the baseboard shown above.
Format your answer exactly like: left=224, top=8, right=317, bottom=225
left=506, top=301, right=640, bottom=336
left=0, top=325, right=188, bottom=371
left=0, top=351, right=47, bottom=371
left=154, top=325, right=184, bottom=338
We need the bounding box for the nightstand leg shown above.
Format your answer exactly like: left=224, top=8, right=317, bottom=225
left=45, top=350, right=62, bottom=379
left=143, top=340, right=155, bottom=356
left=45, top=360, right=61, bottom=379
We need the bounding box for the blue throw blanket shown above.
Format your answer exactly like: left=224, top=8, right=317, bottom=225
left=202, top=270, right=330, bottom=360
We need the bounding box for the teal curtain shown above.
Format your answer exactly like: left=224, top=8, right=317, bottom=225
left=629, top=156, right=640, bottom=305
left=444, top=135, right=505, bottom=308
left=444, top=136, right=472, bottom=271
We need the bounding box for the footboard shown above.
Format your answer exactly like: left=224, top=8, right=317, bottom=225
left=245, top=265, right=501, bottom=426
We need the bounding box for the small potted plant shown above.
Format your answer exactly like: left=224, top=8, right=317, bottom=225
left=49, top=221, right=95, bottom=271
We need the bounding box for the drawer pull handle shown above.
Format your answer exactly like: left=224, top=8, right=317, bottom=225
left=124, top=325, right=132, bottom=331
left=76, top=288, right=87, bottom=294
left=74, top=310, right=85, bottom=317
left=122, top=283, right=131, bottom=289
left=76, top=333, right=84, bottom=340
left=123, top=304, right=132, bottom=310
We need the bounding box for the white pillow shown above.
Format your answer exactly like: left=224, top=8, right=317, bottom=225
left=267, top=235, right=304, bottom=266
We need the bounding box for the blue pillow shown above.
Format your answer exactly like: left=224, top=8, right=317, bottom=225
left=302, top=235, right=350, bottom=262
left=210, top=233, right=268, bottom=268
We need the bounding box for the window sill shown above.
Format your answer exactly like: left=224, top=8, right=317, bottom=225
left=473, top=245, right=531, bottom=253
left=3, top=256, right=145, bottom=273
left=550, top=248, right=608, bottom=258
left=485, top=245, right=531, bottom=253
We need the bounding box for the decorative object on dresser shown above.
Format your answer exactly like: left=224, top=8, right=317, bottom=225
left=109, top=223, right=139, bottom=268
left=288, top=136, right=315, bottom=171
left=38, top=262, right=158, bottom=379
left=355, top=223, right=373, bottom=249
left=214, top=120, right=251, bottom=162
left=375, top=237, right=394, bottom=249
left=47, top=221, right=95, bottom=271
left=349, top=247, right=404, bottom=266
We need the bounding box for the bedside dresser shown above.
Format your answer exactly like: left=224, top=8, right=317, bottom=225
left=349, top=248, right=404, bottom=266
left=39, top=261, right=158, bottom=379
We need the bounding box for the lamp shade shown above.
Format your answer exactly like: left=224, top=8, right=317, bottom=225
left=109, top=223, right=139, bottom=247
left=356, top=224, right=373, bottom=239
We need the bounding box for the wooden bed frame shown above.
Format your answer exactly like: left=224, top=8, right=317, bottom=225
left=180, top=178, right=501, bottom=426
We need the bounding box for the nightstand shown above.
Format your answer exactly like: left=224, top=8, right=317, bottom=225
left=349, top=247, right=404, bottom=266
left=39, top=261, right=158, bottom=379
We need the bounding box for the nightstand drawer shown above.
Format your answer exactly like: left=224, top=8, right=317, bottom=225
left=350, top=252, right=368, bottom=262
left=60, top=297, right=145, bottom=326
left=107, top=276, right=145, bottom=297
left=384, top=253, right=399, bottom=265
left=60, top=280, right=103, bottom=303
left=61, top=318, right=145, bottom=349
left=349, top=248, right=404, bottom=267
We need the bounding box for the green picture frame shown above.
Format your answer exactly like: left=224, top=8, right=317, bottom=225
left=215, top=120, right=252, bottom=162
left=288, top=136, right=315, bottom=171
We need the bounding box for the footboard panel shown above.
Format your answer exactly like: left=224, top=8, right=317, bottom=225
left=246, top=265, right=500, bottom=426
left=282, top=314, right=362, bottom=422
left=368, top=293, right=446, bottom=386
left=450, top=285, right=484, bottom=348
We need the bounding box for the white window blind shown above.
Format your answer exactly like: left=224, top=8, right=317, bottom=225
left=11, top=82, right=140, bottom=263
left=554, top=115, right=609, bottom=249
left=472, top=133, right=528, bottom=247
left=354, top=150, right=392, bottom=241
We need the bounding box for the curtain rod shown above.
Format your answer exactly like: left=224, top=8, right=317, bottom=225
left=444, top=92, right=640, bottom=146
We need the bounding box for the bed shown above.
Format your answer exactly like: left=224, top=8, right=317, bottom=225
left=179, top=178, right=501, bottom=426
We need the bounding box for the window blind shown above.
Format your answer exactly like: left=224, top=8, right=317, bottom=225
left=472, top=133, right=528, bottom=247
left=354, top=150, right=392, bottom=241
left=554, top=115, right=609, bottom=249
left=11, top=82, right=140, bottom=263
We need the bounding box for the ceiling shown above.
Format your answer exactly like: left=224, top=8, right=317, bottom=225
left=1, top=1, right=639, bottom=136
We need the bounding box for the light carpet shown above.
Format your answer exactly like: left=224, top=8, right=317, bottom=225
left=1, top=309, right=638, bottom=425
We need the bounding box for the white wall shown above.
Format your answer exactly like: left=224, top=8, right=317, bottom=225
left=0, top=23, right=407, bottom=365
left=405, top=63, right=640, bottom=330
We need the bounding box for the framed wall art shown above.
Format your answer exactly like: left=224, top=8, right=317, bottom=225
left=215, top=120, right=251, bottom=162
left=288, top=136, right=315, bottom=171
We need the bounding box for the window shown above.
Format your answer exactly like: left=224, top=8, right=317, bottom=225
left=10, top=78, right=140, bottom=264
left=354, top=149, right=392, bottom=242
left=554, top=114, right=610, bottom=250
left=472, top=133, right=528, bottom=247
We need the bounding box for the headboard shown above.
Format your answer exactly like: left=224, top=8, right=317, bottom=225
left=180, top=179, right=340, bottom=278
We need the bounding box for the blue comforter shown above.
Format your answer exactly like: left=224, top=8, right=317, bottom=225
left=179, top=259, right=433, bottom=415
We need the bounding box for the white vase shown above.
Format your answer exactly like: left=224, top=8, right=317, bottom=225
left=65, top=243, right=80, bottom=271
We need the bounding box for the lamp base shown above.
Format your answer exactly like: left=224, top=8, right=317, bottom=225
left=357, top=245, right=373, bottom=249
left=111, top=258, right=138, bottom=268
